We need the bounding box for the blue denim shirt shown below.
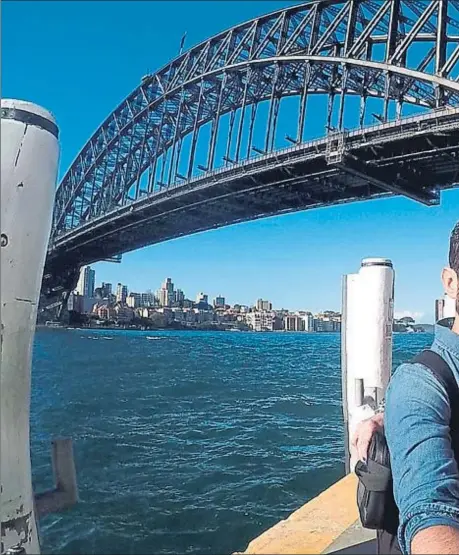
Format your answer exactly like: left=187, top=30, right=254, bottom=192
left=385, top=324, right=459, bottom=554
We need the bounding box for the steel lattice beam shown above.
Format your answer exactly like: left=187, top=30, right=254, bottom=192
left=50, top=0, right=459, bottom=242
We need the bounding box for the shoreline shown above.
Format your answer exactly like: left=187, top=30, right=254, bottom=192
left=34, top=324, right=430, bottom=334
left=36, top=324, right=345, bottom=334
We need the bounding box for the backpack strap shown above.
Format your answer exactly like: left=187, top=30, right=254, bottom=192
left=412, top=350, right=459, bottom=436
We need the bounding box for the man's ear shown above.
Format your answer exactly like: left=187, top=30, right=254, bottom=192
left=442, top=267, right=459, bottom=300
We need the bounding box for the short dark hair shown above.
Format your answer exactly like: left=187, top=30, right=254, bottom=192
left=450, top=222, right=459, bottom=273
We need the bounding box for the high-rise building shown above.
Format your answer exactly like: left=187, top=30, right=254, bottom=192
left=302, top=313, right=314, bottom=332
left=141, top=291, right=155, bottom=307
left=68, top=292, right=84, bottom=313
left=75, top=265, right=95, bottom=297
left=196, top=292, right=208, bottom=304
left=116, top=283, right=128, bottom=304
left=284, top=315, right=303, bottom=331
left=246, top=311, right=274, bottom=332
left=127, top=292, right=141, bottom=308
left=101, top=282, right=112, bottom=298
left=256, top=298, right=272, bottom=311
left=214, top=295, right=226, bottom=308
left=175, top=289, right=185, bottom=304
left=158, top=278, right=174, bottom=307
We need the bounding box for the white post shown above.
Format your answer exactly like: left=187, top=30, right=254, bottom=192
left=443, top=294, right=456, bottom=319
left=341, top=258, right=394, bottom=472
left=1, top=99, right=59, bottom=554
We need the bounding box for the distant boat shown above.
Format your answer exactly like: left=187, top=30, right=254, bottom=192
left=45, top=321, right=63, bottom=328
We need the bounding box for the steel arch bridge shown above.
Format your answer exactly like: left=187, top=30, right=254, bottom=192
left=42, top=0, right=459, bottom=311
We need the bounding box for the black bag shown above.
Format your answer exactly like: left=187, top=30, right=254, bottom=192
left=355, top=350, right=459, bottom=554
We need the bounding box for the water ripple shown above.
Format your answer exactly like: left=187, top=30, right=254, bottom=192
left=30, top=329, right=432, bottom=554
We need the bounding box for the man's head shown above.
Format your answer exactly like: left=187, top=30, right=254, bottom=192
left=442, top=221, right=459, bottom=322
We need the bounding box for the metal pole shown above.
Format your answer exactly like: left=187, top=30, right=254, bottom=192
left=341, top=274, right=351, bottom=475
left=208, top=73, right=227, bottom=170
left=235, top=68, right=251, bottom=162
left=246, top=103, right=258, bottom=159
left=187, top=81, right=205, bottom=179
left=297, top=62, right=310, bottom=143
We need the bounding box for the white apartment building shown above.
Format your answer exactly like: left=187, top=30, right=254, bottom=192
left=246, top=311, right=274, bottom=332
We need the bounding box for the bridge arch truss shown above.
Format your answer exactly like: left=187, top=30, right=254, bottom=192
left=53, top=0, right=459, bottom=242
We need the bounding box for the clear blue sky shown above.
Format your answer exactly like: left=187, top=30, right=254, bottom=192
left=3, top=1, right=458, bottom=322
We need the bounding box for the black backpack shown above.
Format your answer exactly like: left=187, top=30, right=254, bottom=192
left=355, top=350, right=459, bottom=554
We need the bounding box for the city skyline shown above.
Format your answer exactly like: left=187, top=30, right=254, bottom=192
left=70, top=264, right=347, bottom=332
left=90, top=222, right=454, bottom=321
left=4, top=0, right=458, bottom=324
left=76, top=265, right=442, bottom=324
left=68, top=264, right=429, bottom=332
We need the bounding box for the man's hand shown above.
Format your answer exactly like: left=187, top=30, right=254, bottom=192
left=351, top=412, right=384, bottom=462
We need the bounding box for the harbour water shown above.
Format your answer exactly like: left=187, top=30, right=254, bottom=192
left=31, top=329, right=432, bottom=554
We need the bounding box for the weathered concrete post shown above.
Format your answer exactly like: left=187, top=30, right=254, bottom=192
left=1, top=99, right=59, bottom=554
left=341, top=258, right=395, bottom=473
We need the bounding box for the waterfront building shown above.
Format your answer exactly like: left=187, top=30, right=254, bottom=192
left=172, top=308, right=185, bottom=323
left=256, top=298, right=272, bottom=311
left=157, top=307, right=174, bottom=324
left=246, top=311, right=274, bottom=332
left=196, top=292, right=208, bottom=304
left=101, top=282, right=112, bottom=297
left=67, top=292, right=84, bottom=313
left=175, top=289, right=185, bottom=305
left=158, top=288, right=168, bottom=307
left=127, top=292, right=141, bottom=308
left=158, top=278, right=174, bottom=307
left=116, top=283, right=128, bottom=304
left=92, top=303, right=115, bottom=321
left=302, top=312, right=314, bottom=332
left=195, top=309, right=214, bottom=324
left=140, top=307, right=156, bottom=319
left=75, top=265, right=95, bottom=297
left=114, top=305, right=134, bottom=322
left=141, top=291, right=155, bottom=307
left=94, top=287, right=104, bottom=300
left=214, top=295, right=226, bottom=308
left=314, top=317, right=341, bottom=332
left=284, top=315, right=305, bottom=331
left=82, top=296, right=98, bottom=314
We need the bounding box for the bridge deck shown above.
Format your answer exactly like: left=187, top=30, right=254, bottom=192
left=50, top=109, right=459, bottom=266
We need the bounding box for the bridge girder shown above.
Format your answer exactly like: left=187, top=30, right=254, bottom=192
left=37, top=1, right=459, bottom=318
left=51, top=0, right=459, bottom=241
